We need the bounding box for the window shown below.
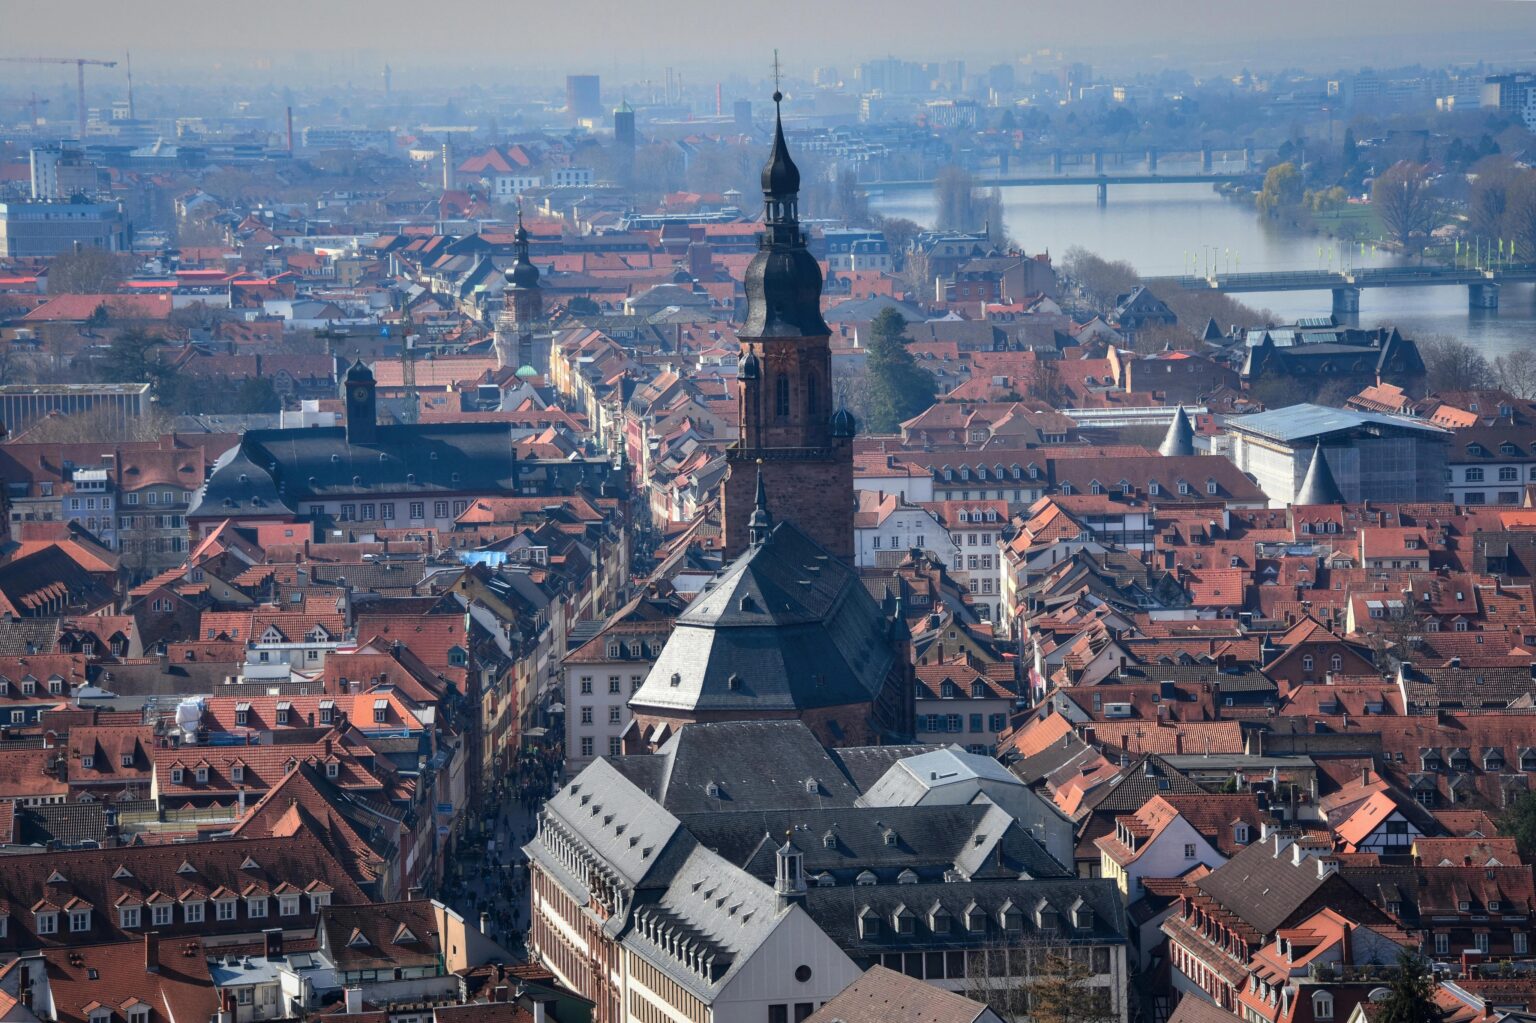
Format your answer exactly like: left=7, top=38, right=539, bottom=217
left=82, top=755, right=94, bottom=769
left=609, top=737, right=622, bottom=756
left=1466, top=468, right=1485, bottom=482
left=1435, top=933, right=1450, bottom=954
left=434, top=501, right=449, bottom=519
left=1184, top=843, right=1197, bottom=858
left=248, top=897, right=267, bottom=919
left=409, top=501, right=424, bottom=519
left=580, top=678, right=593, bottom=694
left=1516, top=932, right=1528, bottom=955
left=970, top=713, right=984, bottom=733
left=609, top=706, right=621, bottom=724
left=1475, top=932, right=1489, bottom=953
left=280, top=894, right=300, bottom=916
left=989, top=713, right=1006, bottom=731
left=152, top=903, right=172, bottom=926
left=775, top=376, right=790, bottom=417
left=806, top=374, right=819, bottom=414
left=1313, top=992, right=1334, bottom=1020
left=381, top=502, right=395, bottom=520
left=216, top=899, right=237, bottom=921
left=1500, top=467, right=1519, bottom=482
left=171, top=767, right=184, bottom=784
left=194, top=766, right=208, bottom=784
left=580, top=737, right=593, bottom=757
left=36, top=911, right=58, bottom=934
left=119, top=906, right=141, bottom=928
left=581, top=706, right=593, bottom=724
left=1330, top=654, right=1343, bottom=671
left=1234, top=823, right=1250, bottom=845
left=183, top=901, right=204, bottom=923
left=1302, top=655, right=1314, bottom=672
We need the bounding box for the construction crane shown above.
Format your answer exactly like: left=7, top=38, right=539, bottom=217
left=0, top=57, right=118, bottom=141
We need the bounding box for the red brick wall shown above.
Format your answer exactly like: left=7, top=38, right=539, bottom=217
left=720, top=442, right=854, bottom=563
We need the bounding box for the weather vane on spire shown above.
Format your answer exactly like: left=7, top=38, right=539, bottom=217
left=772, top=49, right=783, bottom=102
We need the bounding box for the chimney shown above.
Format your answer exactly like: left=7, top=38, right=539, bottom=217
left=1361, top=766, right=1371, bottom=787
left=531, top=997, right=549, bottom=1023
left=344, top=989, right=363, bottom=1015
left=144, top=931, right=160, bottom=973
left=1317, top=857, right=1339, bottom=879
left=263, top=928, right=283, bottom=960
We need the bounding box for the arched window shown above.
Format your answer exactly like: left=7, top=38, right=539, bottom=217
left=806, top=373, right=819, bottom=415
left=775, top=375, right=790, bottom=418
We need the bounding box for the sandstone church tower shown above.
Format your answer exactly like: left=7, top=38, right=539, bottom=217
left=720, top=90, right=856, bottom=562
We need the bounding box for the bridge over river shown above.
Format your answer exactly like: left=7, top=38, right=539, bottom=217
left=1141, top=265, right=1536, bottom=313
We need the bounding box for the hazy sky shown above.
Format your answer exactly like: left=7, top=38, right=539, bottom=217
left=6, top=0, right=1536, bottom=82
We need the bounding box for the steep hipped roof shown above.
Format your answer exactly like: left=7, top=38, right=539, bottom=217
left=632, top=520, right=895, bottom=714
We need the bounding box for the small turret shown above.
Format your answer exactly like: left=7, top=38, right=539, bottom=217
left=748, top=466, right=773, bottom=546
left=1296, top=441, right=1345, bottom=506
left=1158, top=405, right=1195, bottom=458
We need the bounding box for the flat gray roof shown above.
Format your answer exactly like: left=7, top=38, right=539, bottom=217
left=1227, top=403, right=1447, bottom=444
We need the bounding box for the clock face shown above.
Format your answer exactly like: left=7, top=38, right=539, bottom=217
left=351, top=387, right=370, bottom=402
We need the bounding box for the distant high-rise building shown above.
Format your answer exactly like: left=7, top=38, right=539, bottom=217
left=566, top=74, right=601, bottom=121
left=733, top=99, right=753, bottom=134
left=613, top=104, right=635, bottom=148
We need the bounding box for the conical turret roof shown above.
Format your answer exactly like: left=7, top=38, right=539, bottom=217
left=1157, top=405, right=1196, bottom=458
left=1296, top=441, right=1345, bottom=505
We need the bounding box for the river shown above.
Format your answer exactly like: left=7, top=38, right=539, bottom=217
left=869, top=173, right=1534, bottom=359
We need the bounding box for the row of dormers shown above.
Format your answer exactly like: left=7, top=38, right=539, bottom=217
left=855, top=896, right=1095, bottom=939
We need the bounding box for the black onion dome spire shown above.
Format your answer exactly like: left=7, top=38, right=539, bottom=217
left=761, top=90, right=801, bottom=196
left=505, top=206, right=539, bottom=289
left=742, top=88, right=830, bottom=340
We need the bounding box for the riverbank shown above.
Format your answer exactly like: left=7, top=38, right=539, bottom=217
left=868, top=180, right=1532, bottom=359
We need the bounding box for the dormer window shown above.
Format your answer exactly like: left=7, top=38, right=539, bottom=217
left=1314, top=992, right=1335, bottom=1020
left=892, top=905, right=915, bottom=934
left=858, top=907, right=879, bottom=938
left=275, top=702, right=292, bottom=725
left=81, top=755, right=94, bottom=769
left=318, top=700, right=335, bottom=724
left=231, top=764, right=244, bottom=783
left=170, top=767, right=184, bottom=784
left=965, top=903, right=985, bottom=932
left=194, top=766, right=208, bottom=784
left=1000, top=901, right=1024, bottom=933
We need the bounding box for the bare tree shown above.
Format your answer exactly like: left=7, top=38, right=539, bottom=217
left=1494, top=349, right=1536, bottom=400
left=47, top=248, right=128, bottom=294
left=1417, top=334, right=1495, bottom=393
left=1372, top=162, right=1437, bottom=253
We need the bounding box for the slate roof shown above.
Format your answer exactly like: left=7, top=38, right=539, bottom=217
left=1194, top=833, right=1333, bottom=934
left=678, top=802, right=1067, bottom=884
left=801, top=876, right=1125, bottom=954
left=632, top=520, right=898, bottom=714
left=191, top=421, right=525, bottom=519
left=614, top=720, right=865, bottom=813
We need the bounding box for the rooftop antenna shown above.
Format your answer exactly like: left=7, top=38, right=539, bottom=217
left=125, top=51, right=134, bottom=121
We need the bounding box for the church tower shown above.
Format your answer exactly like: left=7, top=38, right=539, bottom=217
left=343, top=360, right=377, bottom=446
left=496, top=209, right=545, bottom=372
left=721, top=89, right=856, bottom=563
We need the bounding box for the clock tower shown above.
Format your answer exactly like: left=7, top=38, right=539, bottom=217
left=343, top=360, right=378, bottom=445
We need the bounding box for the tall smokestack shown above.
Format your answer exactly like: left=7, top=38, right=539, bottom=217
left=286, top=107, right=294, bottom=155
left=442, top=141, right=452, bottom=191
left=716, top=82, right=722, bottom=117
